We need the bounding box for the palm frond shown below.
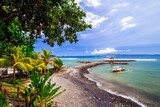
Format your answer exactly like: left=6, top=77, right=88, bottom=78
left=36, top=63, right=49, bottom=70
left=25, top=63, right=34, bottom=72
left=19, top=57, right=33, bottom=64
left=12, top=62, right=28, bottom=72
left=52, top=62, right=59, bottom=68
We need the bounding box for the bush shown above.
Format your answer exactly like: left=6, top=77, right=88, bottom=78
left=23, top=70, right=66, bottom=107
left=0, top=90, right=10, bottom=107
left=53, top=58, right=63, bottom=68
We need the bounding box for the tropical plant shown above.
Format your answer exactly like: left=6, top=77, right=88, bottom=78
left=40, top=49, right=53, bottom=65
left=23, top=69, right=65, bottom=107
left=0, top=19, right=36, bottom=57
left=0, top=0, right=92, bottom=48
left=40, top=49, right=55, bottom=73
left=31, top=52, right=43, bottom=65
left=52, top=57, right=63, bottom=69
left=0, top=46, right=34, bottom=83
left=0, top=90, right=12, bottom=107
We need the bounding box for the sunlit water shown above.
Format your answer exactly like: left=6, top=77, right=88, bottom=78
left=58, top=55, right=160, bottom=105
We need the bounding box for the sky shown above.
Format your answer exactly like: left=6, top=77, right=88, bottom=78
left=34, top=0, right=160, bottom=56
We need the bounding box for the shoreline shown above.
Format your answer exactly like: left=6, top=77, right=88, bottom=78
left=51, top=61, right=143, bottom=107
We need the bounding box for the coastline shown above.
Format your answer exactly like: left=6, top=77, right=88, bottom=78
left=51, top=61, right=143, bottom=107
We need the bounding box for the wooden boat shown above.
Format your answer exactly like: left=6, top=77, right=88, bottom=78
left=112, top=66, right=125, bottom=72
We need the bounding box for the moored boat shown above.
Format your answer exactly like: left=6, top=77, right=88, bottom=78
left=112, top=66, right=125, bottom=72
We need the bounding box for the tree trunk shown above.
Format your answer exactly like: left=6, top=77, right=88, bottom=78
left=19, top=70, right=23, bottom=81
left=13, top=68, right=15, bottom=84
left=44, top=69, right=46, bottom=74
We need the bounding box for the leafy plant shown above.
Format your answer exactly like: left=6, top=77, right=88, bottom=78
left=0, top=19, right=35, bottom=57
left=0, top=46, right=34, bottom=83
left=0, top=90, right=11, bottom=107
left=52, top=57, right=63, bottom=68
left=13, top=80, right=21, bottom=86
left=23, top=69, right=65, bottom=107
left=1, top=0, right=92, bottom=47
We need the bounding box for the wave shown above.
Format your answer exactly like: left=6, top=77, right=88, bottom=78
left=105, top=89, right=146, bottom=107
left=86, top=69, right=146, bottom=107
left=60, top=58, right=78, bottom=60
left=104, top=59, right=157, bottom=61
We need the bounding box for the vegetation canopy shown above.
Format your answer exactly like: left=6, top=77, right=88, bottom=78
left=0, top=0, right=92, bottom=50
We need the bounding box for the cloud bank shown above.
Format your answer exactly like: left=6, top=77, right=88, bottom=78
left=120, top=16, right=137, bottom=31
left=85, top=12, right=108, bottom=28
left=91, top=48, right=117, bottom=55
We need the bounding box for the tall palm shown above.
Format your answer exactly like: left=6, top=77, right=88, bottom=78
left=40, top=49, right=53, bottom=73
left=31, top=52, right=43, bottom=65
left=0, top=46, right=33, bottom=83
left=31, top=52, right=48, bottom=74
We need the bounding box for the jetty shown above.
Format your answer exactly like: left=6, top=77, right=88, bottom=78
left=77, top=59, right=136, bottom=65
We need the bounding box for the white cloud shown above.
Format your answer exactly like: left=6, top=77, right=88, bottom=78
left=127, top=49, right=131, bottom=52
left=85, top=50, right=89, bottom=53
left=75, top=0, right=82, bottom=6
left=85, top=12, right=108, bottom=28
left=91, top=48, right=117, bottom=55
left=110, top=9, right=118, bottom=13
left=86, top=0, right=101, bottom=7
left=75, top=0, right=82, bottom=3
left=100, top=29, right=106, bottom=32
left=120, top=16, right=137, bottom=31
left=121, top=24, right=137, bottom=31
left=80, top=34, right=89, bottom=38
left=108, top=9, right=118, bottom=15
left=121, top=16, right=133, bottom=23
left=113, top=3, right=129, bottom=8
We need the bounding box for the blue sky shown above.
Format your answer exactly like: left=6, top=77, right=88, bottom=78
left=34, top=0, right=160, bottom=56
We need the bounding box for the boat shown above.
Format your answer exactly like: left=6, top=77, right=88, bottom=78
left=112, top=66, right=125, bottom=72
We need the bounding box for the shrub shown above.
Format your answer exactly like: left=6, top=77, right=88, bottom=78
left=53, top=57, right=63, bottom=68
left=22, top=69, right=65, bottom=106
left=0, top=90, right=10, bottom=107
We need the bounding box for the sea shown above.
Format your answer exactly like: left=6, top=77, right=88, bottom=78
left=58, top=55, right=160, bottom=106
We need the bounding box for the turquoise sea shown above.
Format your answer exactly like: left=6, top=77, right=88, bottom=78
left=58, top=55, right=160, bottom=106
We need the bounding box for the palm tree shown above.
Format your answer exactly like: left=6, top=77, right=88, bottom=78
left=51, top=57, right=63, bottom=71
left=31, top=52, right=49, bottom=74
left=31, top=52, right=43, bottom=65
left=40, top=49, right=54, bottom=73
left=40, top=49, right=63, bottom=73
left=0, top=46, right=33, bottom=84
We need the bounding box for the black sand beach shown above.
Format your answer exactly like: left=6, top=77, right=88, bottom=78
left=52, top=61, right=143, bottom=107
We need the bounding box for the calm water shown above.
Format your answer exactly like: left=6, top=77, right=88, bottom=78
left=58, top=55, right=160, bottom=104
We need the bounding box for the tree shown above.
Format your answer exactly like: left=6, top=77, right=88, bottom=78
left=40, top=49, right=53, bottom=66
left=0, top=0, right=92, bottom=48
left=0, top=46, right=33, bottom=83
left=31, top=52, right=43, bottom=65
left=52, top=57, right=63, bottom=70
left=40, top=49, right=54, bottom=73
left=23, top=70, right=65, bottom=107
left=0, top=19, right=36, bottom=57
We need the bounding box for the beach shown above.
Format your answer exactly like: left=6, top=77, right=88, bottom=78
left=51, top=61, right=142, bottom=107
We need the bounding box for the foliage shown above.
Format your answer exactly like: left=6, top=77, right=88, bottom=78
left=23, top=69, right=65, bottom=107
left=31, top=52, right=44, bottom=66
left=53, top=57, right=63, bottom=68
left=40, top=49, right=53, bottom=66
left=0, top=46, right=34, bottom=83
left=0, top=19, right=35, bottom=57
left=0, top=0, right=92, bottom=48
left=0, top=90, right=10, bottom=107
left=13, top=80, right=21, bottom=86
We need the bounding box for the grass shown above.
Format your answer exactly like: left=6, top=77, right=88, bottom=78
left=0, top=78, right=30, bottom=99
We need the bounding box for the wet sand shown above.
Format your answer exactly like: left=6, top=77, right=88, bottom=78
left=51, top=61, right=142, bottom=107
